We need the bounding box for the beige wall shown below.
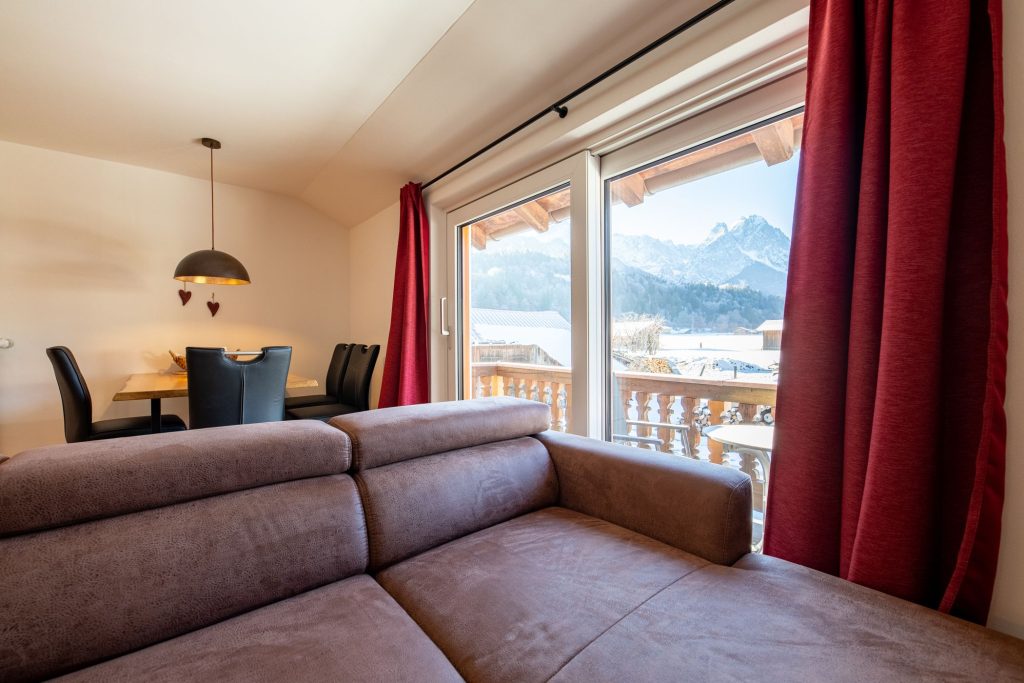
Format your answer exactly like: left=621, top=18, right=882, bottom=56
left=0, top=140, right=349, bottom=455
left=987, top=2, right=1024, bottom=638
left=347, top=203, right=400, bottom=409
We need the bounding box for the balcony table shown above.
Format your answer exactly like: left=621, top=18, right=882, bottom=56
left=703, top=424, right=774, bottom=453
left=112, top=372, right=318, bottom=433
left=704, top=423, right=774, bottom=551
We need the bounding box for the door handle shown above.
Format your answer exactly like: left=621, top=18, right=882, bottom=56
left=440, top=297, right=450, bottom=336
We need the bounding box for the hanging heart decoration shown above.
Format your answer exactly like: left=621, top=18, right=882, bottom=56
left=178, top=288, right=192, bottom=306
left=207, top=293, right=220, bottom=317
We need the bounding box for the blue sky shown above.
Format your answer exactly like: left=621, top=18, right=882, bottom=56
left=610, top=151, right=801, bottom=245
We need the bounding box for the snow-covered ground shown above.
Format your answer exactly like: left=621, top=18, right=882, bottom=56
left=656, top=333, right=779, bottom=383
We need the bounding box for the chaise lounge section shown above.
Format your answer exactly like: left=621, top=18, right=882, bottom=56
left=0, top=398, right=1021, bottom=681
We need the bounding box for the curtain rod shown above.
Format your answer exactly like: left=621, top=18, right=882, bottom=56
left=421, top=0, right=738, bottom=190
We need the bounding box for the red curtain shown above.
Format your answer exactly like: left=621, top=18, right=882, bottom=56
left=764, top=0, right=1007, bottom=624
left=379, top=183, right=431, bottom=407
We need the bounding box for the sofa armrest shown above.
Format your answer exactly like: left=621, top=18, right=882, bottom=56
left=535, top=431, right=751, bottom=565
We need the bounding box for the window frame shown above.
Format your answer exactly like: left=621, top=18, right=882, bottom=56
left=443, top=151, right=603, bottom=436
left=597, top=77, right=805, bottom=440
left=436, top=74, right=806, bottom=438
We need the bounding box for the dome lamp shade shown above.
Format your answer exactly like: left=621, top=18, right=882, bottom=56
left=173, top=249, right=250, bottom=285
left=174, top=137, right=251, bottom=285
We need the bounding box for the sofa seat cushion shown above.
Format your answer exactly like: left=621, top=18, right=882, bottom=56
left=56, top=575, right=463, bottom=683
left=548, top=553, right=1024, bottom=682
left=376, top=507, right=707, bottom=683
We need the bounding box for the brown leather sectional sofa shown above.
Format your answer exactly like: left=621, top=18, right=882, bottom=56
left=1, top=397, right=1022, bottom=681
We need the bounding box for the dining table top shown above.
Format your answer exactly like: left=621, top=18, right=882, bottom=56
left=112, top=372, right=318, bottom=401
left=703, top=424, right=775, bottom=452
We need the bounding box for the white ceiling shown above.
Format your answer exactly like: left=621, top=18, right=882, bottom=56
left=0, top=0, right=474, bottom=195
left=0, top=0, right=721, bottom=227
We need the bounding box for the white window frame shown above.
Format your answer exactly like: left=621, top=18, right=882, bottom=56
left=597, top=74, right=805, bottom=439
left=442, top=151, right=603, bottom=437
left=434, top=71, right=806, bottom=439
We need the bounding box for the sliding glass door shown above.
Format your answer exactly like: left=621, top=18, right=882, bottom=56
left=440, top=80, right=805, bottom=548
left=458, top=185, right=573, bottom=429
left=604, top=110, right=803, bottom=548
left=444, top=153, right=601, bottom=436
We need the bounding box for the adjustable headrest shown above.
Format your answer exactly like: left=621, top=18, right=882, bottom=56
left=0, top=420, right=351, bottom=536
left=329, top=397, right=551, bottom=471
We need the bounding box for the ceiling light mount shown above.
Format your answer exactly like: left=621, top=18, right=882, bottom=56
left=173, top=137, right=251, bottom=286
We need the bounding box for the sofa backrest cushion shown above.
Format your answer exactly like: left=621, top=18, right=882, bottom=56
left=358, top=437, right=558, bottom=571
left=0, top=422, right=365, bottom=683
left=1, top=475, right=368, bottom=683
left=330, top=397, right=551, bottom=471
left=0, top=420, right=351, bottom=536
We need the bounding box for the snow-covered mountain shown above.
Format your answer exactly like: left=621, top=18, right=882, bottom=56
left=483, top=214, right=791, bottom=298
left=608, top=234, right=694, bottom=283
left=613, top=215, right=790, bottom=297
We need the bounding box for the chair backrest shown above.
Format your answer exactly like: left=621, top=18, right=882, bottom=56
left=186, top=346, right=292, bottom=429
left=45, top=346, right=92, bottom=443
left=338, top=344, right=380, bottom=411
left=325, top=343, right=355, bottom=397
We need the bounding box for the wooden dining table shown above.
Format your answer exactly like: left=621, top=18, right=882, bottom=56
left=112, top=372, right=318, bottom=433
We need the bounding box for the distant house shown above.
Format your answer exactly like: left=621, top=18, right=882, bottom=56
left=471, top=309, right=572, bottom=366
left=757, top=319, right=783, bottom=350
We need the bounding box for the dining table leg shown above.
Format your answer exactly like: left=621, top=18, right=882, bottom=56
left=150, top=398, right=161, bottom=433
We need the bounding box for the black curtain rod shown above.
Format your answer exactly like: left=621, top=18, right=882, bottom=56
left=421, top=0, right=738, bottom=190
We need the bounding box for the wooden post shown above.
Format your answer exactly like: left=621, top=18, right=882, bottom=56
left=620, top=387, right=634, bottom=438
left=707, top=400, right=725, bottom=464
left=656, top=394, right=674, bottom=453
left=635, top=392, right=652, bottom=447
left=550, top=382, right=563, bottom=432
left=681, top=396, right=698, bottom=456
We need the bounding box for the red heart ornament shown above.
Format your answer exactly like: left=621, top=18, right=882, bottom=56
left=178, top=289, right=192, bottom=306
left=207, top=300, right=220, bottom=317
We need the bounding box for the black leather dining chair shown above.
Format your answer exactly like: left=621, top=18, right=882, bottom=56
left=283, top=343, right=354, bottom=410
left=186, top=346, right=292, bottom=429
left=285, top=344, right=380, bottom=421
left=46, top=346, right=186, bottom=443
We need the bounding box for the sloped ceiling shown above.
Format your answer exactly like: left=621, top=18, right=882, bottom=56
left=0, top=0, right=717, bottom=227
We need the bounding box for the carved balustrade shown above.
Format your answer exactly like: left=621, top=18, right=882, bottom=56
left=469, top=363, right=777, bottom=462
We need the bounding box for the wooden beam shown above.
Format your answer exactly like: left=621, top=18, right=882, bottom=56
left=488, top=221, right=532, bottom=240
left=611, top=173, right=647, bottom=207
left=548, top=206, right=571, bottom=223
left=470, top=224, right=487, bottom=250
left=513, top=201, right=550, bottom=233
left=751, top=119, right=795, bottom=166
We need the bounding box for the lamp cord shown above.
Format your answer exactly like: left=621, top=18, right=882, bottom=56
left=209, top=145, right=215, bottom=250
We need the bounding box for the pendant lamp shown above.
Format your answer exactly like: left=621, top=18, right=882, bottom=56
left=173, top=138, right=251, bottom=285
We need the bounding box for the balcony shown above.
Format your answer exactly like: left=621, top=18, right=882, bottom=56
left=471, top=361, right=775, bottom=455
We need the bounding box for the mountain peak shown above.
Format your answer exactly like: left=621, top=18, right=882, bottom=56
left=703, top=222, right=729, bottom=244
left=729, top=215, right=773, bottom=234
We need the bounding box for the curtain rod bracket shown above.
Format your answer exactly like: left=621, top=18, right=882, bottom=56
left=552, top=105, right=569, bottom=119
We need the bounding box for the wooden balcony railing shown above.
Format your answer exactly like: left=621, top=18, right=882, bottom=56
left=470, top=362, right=777, bottom=462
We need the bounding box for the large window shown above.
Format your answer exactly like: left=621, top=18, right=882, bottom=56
left=606, top=111, right=803, bottom=548
left=442, top=88, right=806, bottom=550
left=459, top=186, right=574, bottom=431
